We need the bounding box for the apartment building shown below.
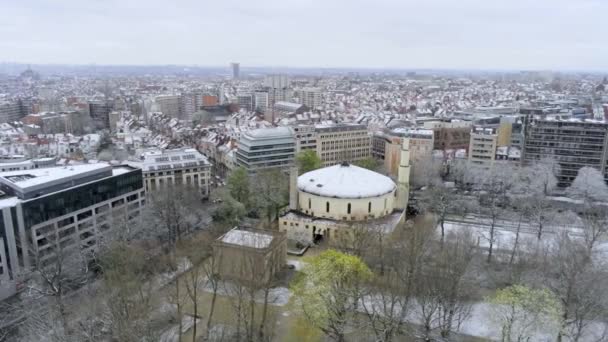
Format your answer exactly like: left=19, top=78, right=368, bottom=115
left=523, top=118, right=608, bottom=186
left=236, top=127, right=296, bottom=171
left=423, top=120, right=471, bottom=151
left=254, top=91, right=269, bottom=113
left=373, top=128, right=434, bottom=177
left=137, top=148, right=211, bottom=197
left=156, top=95, right=181, bottom=119
left=468, top=126, right=499, bottom=167
left=315, top=124, right=371, bottom=167
left=296, top=88, right=322, bottom=109
left=0, top=164, right=144, bottom=285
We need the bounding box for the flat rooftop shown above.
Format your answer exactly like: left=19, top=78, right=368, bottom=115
left=0, top=163, right=139, bottom=201
left=137, top=148, right=210, bottom=172
left=0, top=163, right=111, bottom=190
left=220, top=229, right=274, bottom=249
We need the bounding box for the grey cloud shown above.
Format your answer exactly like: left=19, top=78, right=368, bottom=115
left=0, top=0, right=607, bottom=70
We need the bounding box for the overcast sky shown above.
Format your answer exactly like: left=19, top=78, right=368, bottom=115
left=1, top=0, right=607, bottom=71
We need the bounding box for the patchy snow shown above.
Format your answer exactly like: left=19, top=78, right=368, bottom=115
left=159, top=315, right=201, bottom=342
left=298, top=163, right=396, bottom=199
left=0, top=163, right=111, bottom=189
left=201, top=277, right=291, bottom=306
left=287, top=259, right=307, bottom=271
left=220, top=229, right=273, bottom=249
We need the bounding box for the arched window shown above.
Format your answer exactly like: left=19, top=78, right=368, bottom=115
left=368, top=201, right=372, bottom=213
left=347, top=203, right=351, bottom=214
left=326, top=201, right=330, bottom=213
left=308, top=198, right=311, bottom=209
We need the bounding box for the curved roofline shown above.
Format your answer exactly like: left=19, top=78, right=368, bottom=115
left=297, top=187, right=395, bottom=199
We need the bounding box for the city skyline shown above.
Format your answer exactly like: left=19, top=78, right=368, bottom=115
left=2, top=0, right=608, bottom=71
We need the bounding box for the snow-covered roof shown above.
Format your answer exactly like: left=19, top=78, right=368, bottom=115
left=0, top=163, right=111, bottom=189
left=298, top=163, right=396, bottom=199
left=244, top=126, right=293, bottom=139
left=221, top=229, right=273, bottom=249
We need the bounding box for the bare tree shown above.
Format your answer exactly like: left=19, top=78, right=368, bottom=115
left=99, top=241, right=162, bottom=342
left=360, top=222, right=434, bottom=341
left=251, top=169, right=289, bottom=226
left=421, top=184, right=465, bottom=242
left=540, top=232, right=608, bottom=342
left=471, top=165, right=517, bottom=263
left=28, top=233, right=91, bottom=337
left=146, top=184, right=205, bottom=245
left=414, top=229, right=476, bottom=339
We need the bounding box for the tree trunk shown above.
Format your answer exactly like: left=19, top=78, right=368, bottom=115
left=57, top=293, right=70, bottom=336
left=259, top=287, right=270, bottom=341
left=192, top=283, right=197, bottom=342
left=176, top=277, right=183, bottom=342
left=509, top=212, right=523, bottom=266
left=487, top=222, right=495, bottom=263
left=205, top=283, right=218, bottom=340
left=248, top=293, right=256, bottom=342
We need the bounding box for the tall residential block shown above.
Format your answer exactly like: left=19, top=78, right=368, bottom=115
left=231, top=63, right=240, bottom=79
left=523, top=118, right=608, bottom=186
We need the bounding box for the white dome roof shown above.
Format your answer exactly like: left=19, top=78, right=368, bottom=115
left=298, top=163, right=396, bottom=199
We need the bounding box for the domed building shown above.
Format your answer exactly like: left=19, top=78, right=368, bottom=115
left=279, top=138, right=411, bottom=245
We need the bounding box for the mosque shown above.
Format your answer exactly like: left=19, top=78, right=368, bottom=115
left=279, top=138, right=411, bottom=245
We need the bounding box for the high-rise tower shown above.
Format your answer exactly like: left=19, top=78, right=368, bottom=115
left=231, top=62, right=240, bottom=79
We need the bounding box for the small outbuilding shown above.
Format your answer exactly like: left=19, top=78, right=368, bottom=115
left=213, top=227, right=287, bottom=286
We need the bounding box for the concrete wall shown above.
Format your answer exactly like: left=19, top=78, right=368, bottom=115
left=297, top=190, right=396, bottom=221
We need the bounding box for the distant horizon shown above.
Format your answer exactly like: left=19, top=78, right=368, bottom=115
left=1, top=61, right=606, bottom=75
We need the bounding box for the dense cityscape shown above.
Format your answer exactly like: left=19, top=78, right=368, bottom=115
left=0, top=62, right=607, bottom=341
left=2, top=0, right=608, bottom=341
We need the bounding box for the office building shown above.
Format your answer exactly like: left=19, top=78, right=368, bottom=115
left=315, top=124, right=371, bottom=167
left=231, top=63, right=240, bottom=79
left=236, top=127, right=296, bottom=171
left=523, top=118, right=608, bottom=186
left=0, top=164, right=144, bottom=285
left=236, top=93, right=254, bottom=112
left=292, top=125, right=317, bottom=152
left=89, top=101, right=113, bottom=129
left=0, top=101, right=28, bottom=124
left=136, top=148, right=211, bottom=197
